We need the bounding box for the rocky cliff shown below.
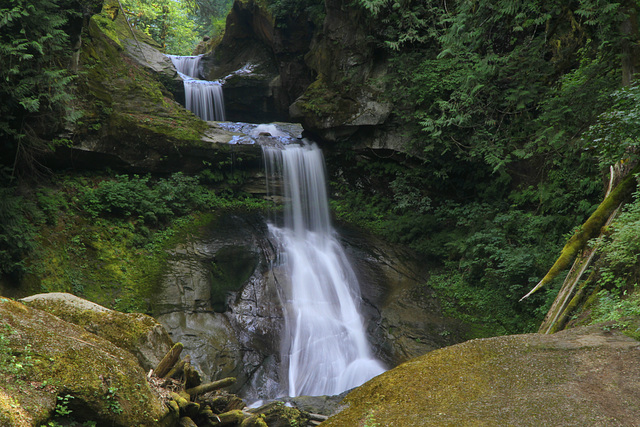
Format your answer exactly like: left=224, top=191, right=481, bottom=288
left=201, top=0, right=403, bottom=151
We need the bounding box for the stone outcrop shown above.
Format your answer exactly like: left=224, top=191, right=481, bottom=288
left=324, top=325, right=640, bottom=426
left=198, top=0, right=403, bottom=153
left=289, top=0, right=391, bottom=142
left=200, top=0, right=317, bottom=123
left=20, top=292, right=173, bottom=371
left=152, top=211, right=468, bottom=401
left=50, top=0, right=265, bottom=174
left=0, top=298, right=174, bottom=426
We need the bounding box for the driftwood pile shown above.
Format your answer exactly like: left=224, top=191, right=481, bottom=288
left=149, top=343, right=329, bottom=427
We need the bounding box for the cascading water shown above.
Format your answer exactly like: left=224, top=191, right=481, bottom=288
left=166, top=54, right=202, bottom=78
left=167, top=54, right=225, bottom=121
left=263, top=140, right=386, bottom=397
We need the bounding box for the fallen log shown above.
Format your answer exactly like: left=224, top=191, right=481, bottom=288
left=209, top=409, right=246, bottom=426
left=155, top=342, right=184, bottom=378
left=166, top=355, right=190, bottom=379
left=520, top=164, right=640, bottom=301
left=184, top=361, right=202, bottom=389
left=178, top=416, right=198, bottom=427
left=185, top=377, right=236, bottom=397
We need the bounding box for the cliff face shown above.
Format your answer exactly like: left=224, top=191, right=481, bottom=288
left=202, top=0, right=400, bottom=151
left=201, top=0, right=317, bottom=123
left=54, top=0, right=262, bottom=174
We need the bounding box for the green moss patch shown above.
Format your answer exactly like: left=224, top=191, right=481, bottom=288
left=0, top=299, right=170, bottom=426
left=325, top=325, right=640, bottom=426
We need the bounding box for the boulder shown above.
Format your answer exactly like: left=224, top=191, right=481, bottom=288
left=0, top=298, right=174, bottom=426
left=20, top=292, right=173, bottom=371
left=323, top=325, right=640, bottom=426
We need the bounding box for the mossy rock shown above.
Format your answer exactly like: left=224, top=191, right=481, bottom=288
left=246, top=401, right=310, bottom=427
left=324, top=325, right=640, bottom=426
left=0, top=298, right=174, bottom=426
left=59, top=0, right=248, bottom=173
left=20, top=292, right=173, bottom=371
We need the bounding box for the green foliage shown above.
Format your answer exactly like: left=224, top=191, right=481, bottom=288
left=105, top=386, right=123, bottom=414
left=592, top=180, right=640, bottom=292
left=0, top=324, right=32, bottom=378
left=358, top=0, right=630, bottom=179
left=4, top=170, right=271, bottom=312
left=329, top=143, right=601, bottom=334
left=583, top=82, right=640, bottom=167
left=266, top=0, right=325, bottom=28
left=121, top=0, right=233, bottom=54
left=79, top=173, right=215, bottom=224
left=0, top=186, right=37, bottom=278
left=0, top=0, right=78, bottom=175
left=55, top=394, right=74, bottom=418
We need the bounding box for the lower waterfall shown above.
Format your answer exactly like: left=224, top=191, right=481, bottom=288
left=263, top=141, right=386, bottom=397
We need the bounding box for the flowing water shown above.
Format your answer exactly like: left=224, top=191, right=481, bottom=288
left=263, top=141, right=386, bottom=397
left=167, top=54, right=225, bottom=121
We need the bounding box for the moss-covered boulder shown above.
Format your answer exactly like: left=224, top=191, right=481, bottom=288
left=324, top=325, right=640, bottom=426
left=0, top=298, right=175, bottom=426
left=20, top=292, right=173, bottom=371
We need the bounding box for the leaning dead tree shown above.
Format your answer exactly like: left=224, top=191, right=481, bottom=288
left=522, top=164, right=640, bottom=333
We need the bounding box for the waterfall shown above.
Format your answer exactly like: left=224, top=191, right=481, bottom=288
left=263, top=142, right=385, bottom=397
left=184, top=79, right=225, bottom=122
left=168, top=54, right=225, bottom=121
left=166, top=54, right=201, bottom=79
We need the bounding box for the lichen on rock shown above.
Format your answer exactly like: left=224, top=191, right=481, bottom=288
left=20, top=292, right=173, bottom=371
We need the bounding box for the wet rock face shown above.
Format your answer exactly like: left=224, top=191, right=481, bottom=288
left=154, top=212, right=284, bottom=397
left=155, top=211, right=467, bottom=400
left=337, top=225, right=468, bottom=367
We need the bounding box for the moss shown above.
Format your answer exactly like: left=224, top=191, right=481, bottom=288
left=23, top=297, right=165, bottom=361
left=325, top=327, right=640, bottom=426
left=91, top=13, right=122, bottom=48
left=24, top=206, right=218, bottom=313
left=76, top=1, right=209, bottom=150
left=522, top=164, right=640, bottom=301
left=0, top=300, right=170, bottom=426
left=295, top=78, right=358, bottom=122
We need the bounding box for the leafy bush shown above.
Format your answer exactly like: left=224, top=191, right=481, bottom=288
left=0, top=0, right=82, bottom=176
left=592, top=179, right=640, bottom=292
left=79, top=173, right=215, bottom=223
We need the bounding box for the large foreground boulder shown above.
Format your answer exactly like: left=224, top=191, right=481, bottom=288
left=0, top=298, right=174, bottom=426
left=20, top=292, right=173, bottom=371
left=324, top=325, right=640, bottom=426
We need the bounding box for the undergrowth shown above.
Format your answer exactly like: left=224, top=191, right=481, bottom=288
left=587, top=178, right=640, bottom=336
left=1, top=171, right=271, bottom=313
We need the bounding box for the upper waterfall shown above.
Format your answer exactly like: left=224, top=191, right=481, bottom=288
left=167, top=54, right=202, bottom=79
left=168, top=54, right=225, bottom=121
